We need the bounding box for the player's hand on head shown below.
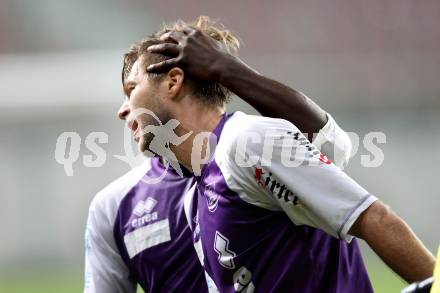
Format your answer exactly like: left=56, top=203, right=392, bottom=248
left=146, top=28, right=231, bottom=82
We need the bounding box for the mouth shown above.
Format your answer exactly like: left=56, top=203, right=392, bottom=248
left=127, top=119, right=140, bottom=142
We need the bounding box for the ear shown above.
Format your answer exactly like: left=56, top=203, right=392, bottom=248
left=166, top=67, right=185, bottom=101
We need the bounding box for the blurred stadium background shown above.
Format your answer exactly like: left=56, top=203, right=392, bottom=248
left=0, top=0, right=439, bottom=292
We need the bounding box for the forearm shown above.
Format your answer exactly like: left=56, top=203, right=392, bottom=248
left=148, top=30, right=327, bottom=136
left=351, top=201, right=435, bottom=283
left=218, top=56, right=328, bottom=136
left=147, top=30, right=327, bottom=135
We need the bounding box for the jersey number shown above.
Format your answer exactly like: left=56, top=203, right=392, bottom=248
left=214, top=231, right=255, bottom=292
left=214, top=231, right=236, bottom=269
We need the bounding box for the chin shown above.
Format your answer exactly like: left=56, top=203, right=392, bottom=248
left=138, top=135, right=155, bottom=157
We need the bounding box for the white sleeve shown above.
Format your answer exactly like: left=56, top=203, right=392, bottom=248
left=312, top=113, right=352, bottom=169
left=217, top=114, right=377, bottom=242
left=84, top=198, right=136, bottom=293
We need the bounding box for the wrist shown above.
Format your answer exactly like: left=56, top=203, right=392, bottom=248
left=214, top=54, right=247, bottom=83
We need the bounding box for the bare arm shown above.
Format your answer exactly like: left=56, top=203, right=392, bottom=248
left=147, top=29, right=327, bottom=138
left=217, top=56, right=328, bottom=137
left=349, top=201, right=436, bottom=283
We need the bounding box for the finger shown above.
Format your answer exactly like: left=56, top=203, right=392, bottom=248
left=147, top=43, right=180, bottom=56
left=146, top=58, right=180, bottom=73
left=182, top=27, right=194, bottom=35
left=158, top=32, right=176, bottom=43
left=159, top=31, right=186, bottom=43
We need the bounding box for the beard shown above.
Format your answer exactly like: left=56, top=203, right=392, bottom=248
left=138, top=131, right=155, bottom=157
left=136, top=100, right=171, bottom=156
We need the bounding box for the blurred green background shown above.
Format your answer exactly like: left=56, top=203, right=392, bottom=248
left=0, top=1, right=439, bottom=293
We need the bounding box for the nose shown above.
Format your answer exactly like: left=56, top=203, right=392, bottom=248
left=117, top=100, right=130, bottom=120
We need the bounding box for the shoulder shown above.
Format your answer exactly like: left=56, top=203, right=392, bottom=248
left=218, top=111, right=299, bottom=153
left=88, top=159, right=152, bottom=224
left=223, top=111, right=297, bottom=136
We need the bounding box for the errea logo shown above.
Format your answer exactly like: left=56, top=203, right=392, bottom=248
left=132, top=197, right=159, bottom=228
left=133, top=197, right=157, bottom=217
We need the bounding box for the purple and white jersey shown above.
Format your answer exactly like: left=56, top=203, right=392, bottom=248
left=84, top=157, right=207, bottom=293
left=185, top=112, right=376, bottom=292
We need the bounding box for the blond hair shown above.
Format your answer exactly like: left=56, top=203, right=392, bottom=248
left=156, top=16, right=240, bottom=55
left=122, top=16, right=240, bottom=106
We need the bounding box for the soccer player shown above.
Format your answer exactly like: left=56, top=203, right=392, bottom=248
left=138, top=18, right=434, bottom=292
left=84, top=17, right=352, bottom=293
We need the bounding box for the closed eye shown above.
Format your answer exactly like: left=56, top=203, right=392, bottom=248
left=124, top=82, right=136, bottom=97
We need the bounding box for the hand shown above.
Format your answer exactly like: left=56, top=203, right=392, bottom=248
left=146, top=28, right=234, bottom=82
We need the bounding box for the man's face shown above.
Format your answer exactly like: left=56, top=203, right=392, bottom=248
left=118, top=58, right=170, bottom=153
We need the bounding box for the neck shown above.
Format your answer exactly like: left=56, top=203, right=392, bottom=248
left=170, top=97, right=225, bottom=172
